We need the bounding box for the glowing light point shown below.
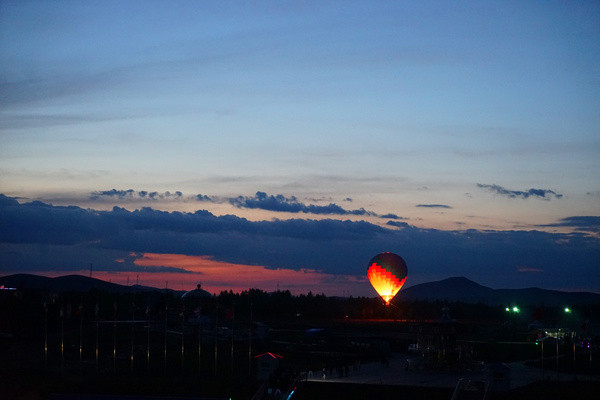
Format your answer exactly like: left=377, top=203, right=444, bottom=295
left=512, top=306, right=520, bottom=313
left=505, top=307, right=510, bottom=312
left=564, top=307, right=571, bottom=313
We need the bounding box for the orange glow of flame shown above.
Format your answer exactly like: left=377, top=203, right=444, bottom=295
left=367, top=262, right=406, bottom=305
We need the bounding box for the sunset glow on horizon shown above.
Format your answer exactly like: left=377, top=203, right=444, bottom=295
left=25, top=252, right=370, bottom=297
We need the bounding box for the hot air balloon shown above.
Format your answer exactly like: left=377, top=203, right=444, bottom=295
left=367, top=252, right=407, bottom=305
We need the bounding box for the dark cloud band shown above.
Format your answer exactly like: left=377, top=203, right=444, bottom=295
left=228, top=191, right=376, bottom=216
left=89, top=189, right=406, bottom=220
left=538, top=216, right=600, bottom=233
left=91, top=189, right=183, bottom=200
left=477, top=183, right=563, bottom=200
left=1, top=194, right=598, bottom=291
left=416, top=204, right=452, bottom=209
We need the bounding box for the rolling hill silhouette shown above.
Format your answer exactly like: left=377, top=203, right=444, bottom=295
left=1, top=274, right=599, bottom=306
left=0, top=273, right=163, bottom=294
left=401, top=276, right=600, bottom=306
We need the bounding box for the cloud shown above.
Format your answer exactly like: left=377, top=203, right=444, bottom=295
left=0, top=243, right=195, bottom=275
left=416, top=204, right=452, bottom=209
left=91, top=189, right=136, bottom=199
left=477, top=183, right=563, bottom=200
left=90, top=189, right=183, bottom=201
left=87, top=189, right=405, bottom=220
left=228, top=191, right=376, bottom=216
left=1, top=194, right=599, bottom=292
left=538, top=216, right=600, bottom=233
left=0, top=195, right=20, bottom=207
left=386, top=221, right=411, bottom=228
left=380, top=213, right=407, bottom=220
left=305, top=196, right=334, bottom=203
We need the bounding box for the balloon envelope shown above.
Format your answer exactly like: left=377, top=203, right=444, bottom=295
left=367, top=252, right=407, bottom=304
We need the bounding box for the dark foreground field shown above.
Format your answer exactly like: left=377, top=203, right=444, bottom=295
left=2, top=367, right=599, bottom=400
left=291, top=380, right=600, bottom=400
left=0, top=370, right=252, bottom=400
left=1, top=280, right=599, bottom=400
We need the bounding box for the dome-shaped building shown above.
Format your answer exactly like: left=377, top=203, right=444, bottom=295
left=181, top=283, right=213, bottom=301
left=181, top=284, right=214, bottom=325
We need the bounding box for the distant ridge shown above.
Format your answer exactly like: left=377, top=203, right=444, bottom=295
left=0, top=273, right=175, bottom=294
left=1, top=274, right=599, bottom=306
left=401, top=276, right=600, bottom=306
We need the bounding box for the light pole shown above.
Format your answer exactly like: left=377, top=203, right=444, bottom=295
left=131, top=295, right=135, bottom=373
left=44, top=302, right=48, bottom=369
left=573, top=341, right=576, bottom=380
left=214, top=300, right=219, bottom=377
left=95, top=303, right=99, bottom=374
left=79, top=302, right=83, bottom=374
left=60, top=305, right=65, bottom=372
left=556, top=335, right=559, bottom=381
left=230, top=300, right=235, bottom=375
left=146, top=306, right=150, bottom=371
left=113, top=301, right=117, bottom=375
left=564, top=307, right=575, bottom=379
left=181, top=303, right=185, bottom=372
left=541, top=338, right=544, bottom=380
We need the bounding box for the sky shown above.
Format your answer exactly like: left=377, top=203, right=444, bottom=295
left=1, top=1, right=599, bottom=296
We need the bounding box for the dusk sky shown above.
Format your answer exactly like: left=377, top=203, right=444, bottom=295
left=1, top=1, right=599, bottom=296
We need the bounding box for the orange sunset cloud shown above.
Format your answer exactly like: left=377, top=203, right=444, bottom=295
left=92, top=253, right=367, bottom=296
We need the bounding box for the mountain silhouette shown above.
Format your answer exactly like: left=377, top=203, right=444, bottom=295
left=400, top=276, right=600, bottom=306
left=1, top=273, right=598, bottom=306
left=0, top=273, right=168, bottom=294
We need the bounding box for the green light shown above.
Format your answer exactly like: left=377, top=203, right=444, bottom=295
left=512, top=306, right=520, bottom=313
left=505, top=307, right=510, bottom=312
left=564, top=307, right=571, bottom=313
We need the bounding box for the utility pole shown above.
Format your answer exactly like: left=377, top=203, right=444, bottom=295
left=198, top=308, right=202, bottom=376
left=113, top=301, right=117, bottom=374
left=79, top=301, right=83, bottom=374
left=181, top=303, right=185, bottom=372
left=249, top=300, right=252, bottom=376
left=541, top=339, right=545, bottom=380
left=146, top=306, right=150, bottom=372
left=131, top=294, right=135, bottom=373
left=60, top=305, right=65, bottom=372
left=231, top=301, right=235, bottom=375
left=44, top=302, right=48, bottom=369
left=214, top=301, right=219, bottom=377
left=164, top=282, right=168, bottom=374
left=556, top=337, right=559, bottom=380
left=95, top=303, right=99, bottom=373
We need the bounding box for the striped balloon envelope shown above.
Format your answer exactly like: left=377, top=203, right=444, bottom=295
left=367, top=252, right=408, bottom=305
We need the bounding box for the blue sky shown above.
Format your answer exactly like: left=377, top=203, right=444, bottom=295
left=1, top=1, right=599, bottom=294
